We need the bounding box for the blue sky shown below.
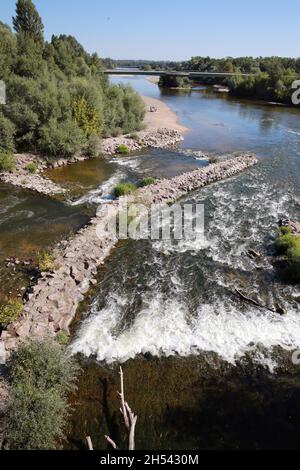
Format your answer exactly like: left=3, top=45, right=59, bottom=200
left=0, top=0, right=299, bottom=60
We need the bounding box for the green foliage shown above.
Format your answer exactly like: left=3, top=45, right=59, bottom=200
left=275, top=233, right=296, bottom=254
left=39, top=118, right=85, bottom=157
left=0, top=151, right=15, bottom=172
left=56, top=330, right=70, bottom=346
left=117, top=144, right=130, bottom=155
left=85, top=134, right=101, bottom=157
left=13, top=0, right=44, bottom=43
left=0, top=22, right=17, bottom=80
left=114, top=182, right=137, bottom=197
left=72, top=95, right=102, bottom=137
left=7, top=340, right=79, bottom=449
left=0, top=2, right=145, bottom=158
left=141, top=177, right=157, bottom=187
left=25, top=161, right=38, bottom=173
left=37, top=251, right=54, bottom=272
left=159, top=75, right=191, bottom=89
left=276, top=230, right=300, bottom=283
left=280, top=226, right=292, bottom=235
left=0, top=113, right=15, bottom=153
left=0, top=298, right=23, bottom=327
left=129, top=132, right=140, bottom=141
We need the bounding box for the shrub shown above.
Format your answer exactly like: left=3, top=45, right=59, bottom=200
left=141, top=177, right=157, bottom=187
left=37, top=251, right=54, bottom=272
left=275, top=230, right=300, bottom=283
left=84, top=134, right=101, bottom=158
left=117, top=144, right=130, bottom=155
left=275, top=233, right=295, bottom=255
left=25, top=161, right=38, bottom=174
left=39, top=118, right=85, bottom=157
left=129, top=132, right=140, bottom=141
left=0, top=151, right=15, bottom=172
left=0, top=298, right=23, bottom=327
left=114, top=182, right=137, bottom=197
left=7, top=340, right=79, bottom=450
left=0, top=113, right=15, bottom=153
left=57, top=330, right=70, bottom=346
left=280, top=226, right=292, bottom=235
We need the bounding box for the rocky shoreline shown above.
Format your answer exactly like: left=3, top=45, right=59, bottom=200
left=0, top=154, right=258, bottom=362
left=0, top=129, right=183, bottom=197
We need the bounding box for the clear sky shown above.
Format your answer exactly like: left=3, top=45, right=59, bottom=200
left=0, top=0, right=299, bottom=60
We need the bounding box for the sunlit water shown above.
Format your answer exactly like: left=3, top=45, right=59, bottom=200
left=72, top=76, right=300, bottom=369
left=1, top=74, right=300, bottom=448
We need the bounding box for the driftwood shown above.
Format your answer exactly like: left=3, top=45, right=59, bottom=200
left=234, top=288, right=275, bottom=313
left=86, top=366, right=137, bottom=451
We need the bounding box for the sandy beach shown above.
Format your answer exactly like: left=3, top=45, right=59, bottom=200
left=142, top=95, right=189, bottom=133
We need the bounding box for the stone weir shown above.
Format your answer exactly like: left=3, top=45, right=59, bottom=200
left=0, top=154, right=258, bottom=361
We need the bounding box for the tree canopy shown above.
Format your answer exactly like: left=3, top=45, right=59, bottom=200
left=0, top=1, right=145, bottom=160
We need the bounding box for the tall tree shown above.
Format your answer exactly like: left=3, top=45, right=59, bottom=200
left=12, top=0, right=44, bottom=43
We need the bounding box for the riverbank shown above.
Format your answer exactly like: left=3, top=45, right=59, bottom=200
left=0, top=129, right=183, bottom=197
left=142, top=96, right=189, bottom=133
left=0, top=154, right=257, bottom=361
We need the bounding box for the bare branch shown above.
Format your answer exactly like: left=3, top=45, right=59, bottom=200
left=86, top=436, right=94, bottom=451
left=105, top=435, right=119, bottom=450
left=119, top=366, right=130, bottom=430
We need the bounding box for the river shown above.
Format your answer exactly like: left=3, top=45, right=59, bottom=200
left=1, top=75, right=300, bottom=449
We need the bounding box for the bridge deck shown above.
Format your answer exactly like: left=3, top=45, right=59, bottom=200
left=104, top=70, right=252, bottom=78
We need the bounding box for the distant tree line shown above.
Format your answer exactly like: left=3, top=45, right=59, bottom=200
left=180, top=56, right=300, bottom=104
left=0, top=0, right=145, bottom=167
left=116, top=56, right=300, bottom=105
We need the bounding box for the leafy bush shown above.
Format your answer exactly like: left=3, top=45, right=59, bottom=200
left=141, top=177, right=157, bottom=187
left=0, top=2, right=145, bottom=158
left=0, top=298, right=23, bottom=327
left=84, top=134, right=101, bottom=157
left=56, top=330, right=70, bottom=346
left=129, top=132, right=140, bottom=141
left=0, top=113, right=15, bottom=153
left=39, top=119, right=85, bottom=157
left=275, top=233, right=296, bottom=254
left=7, top=340, right=79, bottom=450
left=275, top=230, right=300, bottom=283
left=279, top=226, right=292, bottom=235
left=37, top=251, right=54, bottom=272
left=114, top=182, right=137, bottom=197
left=0, top=151, right=15, bottom=172
left=117, top=144, right=130, bottom=155
left=25, top=161, right=38, bottom=174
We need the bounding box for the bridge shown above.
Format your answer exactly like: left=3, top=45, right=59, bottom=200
left=104, top=69, right=252, bottom=78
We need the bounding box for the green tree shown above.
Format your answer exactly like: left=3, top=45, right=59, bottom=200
left=13, top=0, right=44, bottom=43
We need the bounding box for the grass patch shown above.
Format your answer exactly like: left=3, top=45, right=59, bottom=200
left=0, top=298, right=23, bottom=327
left=37, top=251, right=54, bottom=272
left=25, top=162, right=38, bottom=174
left=117, top=144, right=130, bottom=155
left=0, top=151, right=15, bottom=172
left=114, top=182, right=137, bottom=198
left=140, top=177, right=157, bottom=187
left=56, top=330, right=70, bottom=346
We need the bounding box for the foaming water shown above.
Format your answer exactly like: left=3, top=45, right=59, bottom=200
left=71, top=291, right=300, bottom=367
left=72, top=158, right=300, bottom=368
left=69, top=170, right=126, bottom=206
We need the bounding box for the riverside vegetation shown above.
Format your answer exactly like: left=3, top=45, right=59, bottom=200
left=121, top=57, right=300, bottom=105
left=276, top=224, right=300, bottom=283
left=0, top=0, right=145, bottom=167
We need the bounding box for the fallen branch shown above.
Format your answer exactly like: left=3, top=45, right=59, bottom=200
left=233, top=288, right=275, bottom=313
left=86, top=366, right=137, bottom=451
